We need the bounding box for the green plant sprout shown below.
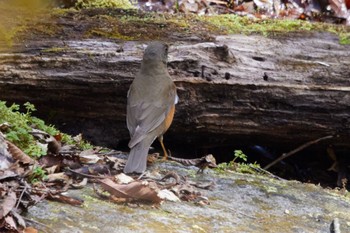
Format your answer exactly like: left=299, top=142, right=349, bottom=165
left=216, top=149, right=261, bottom=174
left=29, top=165, right=47, bottom=184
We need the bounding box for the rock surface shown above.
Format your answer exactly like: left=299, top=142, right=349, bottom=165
left=26, top=161, right=350, bottom=232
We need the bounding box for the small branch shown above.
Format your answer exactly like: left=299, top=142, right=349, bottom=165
left=16, top=180, right=28, bottom=209
left=264, top=135, right=334, bottom=170
left=66, top=168, right=108, bottom=179
left=248, top=165, right=286, bottom=181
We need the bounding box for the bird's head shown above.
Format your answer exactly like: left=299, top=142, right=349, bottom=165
left=142, top=42, right=169, bottom=65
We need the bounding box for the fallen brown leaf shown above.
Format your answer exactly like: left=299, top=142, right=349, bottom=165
left=6, top=141, right=34, bottom=165
left=79, top=148, right=103, bottom=164
left=99, top=178, right=162, bottom=204
left=45, top=172, right=70, bottom=183
left=38, top=153, right=63, bottom=168
left=0, top=170, right=18, bottom=181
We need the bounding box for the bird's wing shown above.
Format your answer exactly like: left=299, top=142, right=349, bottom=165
left=127, top=83, right=176, bottom=148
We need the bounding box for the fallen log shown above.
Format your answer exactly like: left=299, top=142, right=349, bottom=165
left=0, top=12, right=349, bottom=153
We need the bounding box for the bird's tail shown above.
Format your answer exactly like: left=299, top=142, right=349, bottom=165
left=124, top=137, right=153, bottom=174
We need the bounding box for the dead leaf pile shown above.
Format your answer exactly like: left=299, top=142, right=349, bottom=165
left=0, top=132, right=38, bottom=232
left=0, top=130, right=89, bottom=232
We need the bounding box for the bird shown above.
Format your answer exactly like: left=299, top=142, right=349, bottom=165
left=124, top=42, right=178, bottom=174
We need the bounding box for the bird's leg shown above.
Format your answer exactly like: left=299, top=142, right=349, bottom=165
left=158, top=135, right=168, bottom=160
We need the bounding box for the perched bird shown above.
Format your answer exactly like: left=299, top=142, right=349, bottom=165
left=124, top=42, right=178, bottom=173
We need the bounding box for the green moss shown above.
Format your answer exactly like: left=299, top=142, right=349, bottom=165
left=51, top=7, right=78, bottom=15
left=88, top=28, right=135, bottom=40
left=83, top=13, right=193, bottom=40
left=339, top=32, right=350, bottom=45
left=0, top=101, right=92, bottom=158
left=41, top=47, right=67, bottom=53
left=75, top=0, right=136, bottom=9
left=201, top=14, right=350, bottom=44
left=204, top=14, right=300, bottom=34
left=15, top=7, right=348, bottom=44
left=36, top=24, right=61, bottom=36
left=215, top=150, right=262, bottom=175
left=3, top=4, right=349, bottom=50
left=0, top=25, right=19, bottom=48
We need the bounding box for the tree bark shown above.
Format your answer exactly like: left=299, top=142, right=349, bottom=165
left=0, top=22, right=349, bottom=151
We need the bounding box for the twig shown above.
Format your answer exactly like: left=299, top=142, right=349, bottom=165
left=101, top=150, right=123, bottom=156
left=264, top=135, right=334, bottom=170
left=66, top=168, right=108, bottom=179
left=16, top=180, right=28, bottom=209
left=137, top=172, right=147, bottom=180
left=158, top=171, right=181, bottom=189
left=160, top=171, right=181, bottom=183
left=248, top=165, right=286, bottom=181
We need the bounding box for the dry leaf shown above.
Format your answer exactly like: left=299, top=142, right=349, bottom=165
left=158, top=189, right=180, bottom=202
left=39, top=153, right=63, bottom=168
left=11, top=210, right=26, bottom=228
left=4, top=215, right=17, bottom=231
left=79, top=153, right=102, bottom=164
left=115, top=173, right=134, bottom=184
left=73, top=134, right=83, bottom=143
left=45, top=172, right=70, bottom=183
left=47, top=193, right=84, bottom=206
left=0, top=170, right=18, bottom=181
left=45, top=165, right=59, bottom=174
left=71, top=178, right=88, bottom=189
left=99, top=178, right=162, bottom=204
left=70, top=164, right=110, bottom=177
left=6, top=141, right=34, bottom=164
left=0, top=191, right=17, bottom=218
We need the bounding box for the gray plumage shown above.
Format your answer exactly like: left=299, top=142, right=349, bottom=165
left=124, top=42, right=177, bottom=173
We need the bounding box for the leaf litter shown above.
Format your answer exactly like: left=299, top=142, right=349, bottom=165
left=0, top=123, right=217, bottom=232
left=137, top=0, right=350, bottom=25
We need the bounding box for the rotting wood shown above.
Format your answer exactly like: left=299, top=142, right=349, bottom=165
left=0, top=32, right=349, bottom=152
